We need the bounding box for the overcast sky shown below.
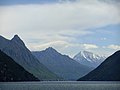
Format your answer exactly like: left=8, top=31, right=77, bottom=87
left=0, top=0, right=120, bottom=57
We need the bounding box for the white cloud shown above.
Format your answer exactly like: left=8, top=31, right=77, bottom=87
left=83, top=44, right=98, bottom=49
left=108, top=44, right=120, bottom=50
left=31, top=40, right=70, bottom=51
left=0, top=0, right=120, bottom=37
left=0, top=0, right=119, bottom=56
left=29, top=40, right=100, bottom=57
left=100, top=37, right=107, bottom=40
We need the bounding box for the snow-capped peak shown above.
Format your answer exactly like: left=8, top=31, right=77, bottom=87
left=73, top=51, right=106, bottom=68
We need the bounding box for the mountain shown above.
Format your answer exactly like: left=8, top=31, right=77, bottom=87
left=32, top=47, right=93, bottom=80
left=0, top=50, right=39, bottom=82
left=73, top=51, right=106, bottom=68
left=78, top=50, right=120, bottom=81
left=0, top=35, right=59, bottom=80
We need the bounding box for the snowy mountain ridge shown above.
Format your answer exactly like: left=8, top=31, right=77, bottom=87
left=73, top=51, right=106, bottom=68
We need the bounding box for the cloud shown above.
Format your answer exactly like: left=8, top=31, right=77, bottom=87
left=0, top=0, right=119, bottom=56
left=108, top=44, right=120, bottom=50
left=83, top=44, right=98, bottom=49
left=100, top=37, right=107, bottom=40
left=30, top=40, right=100, bottom=56
left=31, top=40, right=70, bottom=50
left=0, top=0, right=120, bottom=37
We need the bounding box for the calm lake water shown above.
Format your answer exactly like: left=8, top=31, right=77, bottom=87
left=0, top=81, right=120, bottom=90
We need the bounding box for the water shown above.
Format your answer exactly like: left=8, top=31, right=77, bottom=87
left=0, top=81, right=120, bottom=90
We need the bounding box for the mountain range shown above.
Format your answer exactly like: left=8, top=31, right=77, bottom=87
left=0, top=35, right=59, bottom=81
left=0, top=35, right=119, bottom=81
left=78, top=50, right=120, bottom=81
left=32, top=47, right=93, bottom=80
left=0, top=50, right=39, bottom=82
left=73, top=51, right=106, bottom=68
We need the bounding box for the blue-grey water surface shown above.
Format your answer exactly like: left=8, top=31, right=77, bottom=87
left=0, top=81, right=120, bottom=90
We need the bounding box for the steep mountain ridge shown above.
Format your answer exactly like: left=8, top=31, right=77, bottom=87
left=32, top=47, right=93, bottom=80
left=0, top=35, right=59, bottom=80
left=0, top=50, right=39, bottom=82
left=11, top=35, right=25, bottom=47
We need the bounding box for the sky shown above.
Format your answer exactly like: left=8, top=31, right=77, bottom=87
left=0, top=0, right=120, bottom=57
